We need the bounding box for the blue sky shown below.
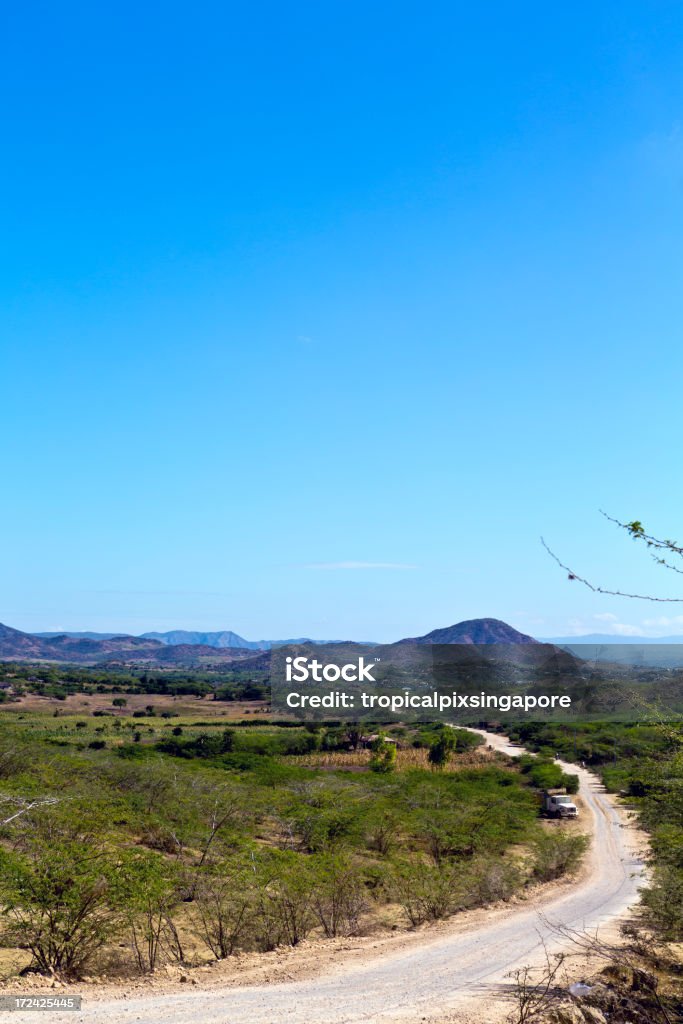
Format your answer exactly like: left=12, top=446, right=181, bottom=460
left=2, top=1, right=683, bottom=641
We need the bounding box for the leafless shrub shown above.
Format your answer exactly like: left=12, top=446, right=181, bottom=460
left=505, top=945, right=567, bottom=1024
left=534, top=919, right=676, bottom=1024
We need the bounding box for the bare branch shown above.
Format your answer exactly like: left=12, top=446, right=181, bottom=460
left=505, top=935, right=567, bottom=1024
left=0, top=796, right=60, bottom=827
left=541, top=538, right=683, bottom=603
left=538, top=917, right=674, bottom=1024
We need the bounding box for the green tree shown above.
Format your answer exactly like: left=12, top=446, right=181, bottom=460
left=428, top=734, right=454, bottom=770
left=369, top=735, right=397, bottom=773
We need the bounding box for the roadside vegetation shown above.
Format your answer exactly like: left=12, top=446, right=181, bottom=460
left=0, top=681, right=585, bottom=982
left=504, top=718, right=683, bottom=1023
left=507, top=720, right=683, bottom=941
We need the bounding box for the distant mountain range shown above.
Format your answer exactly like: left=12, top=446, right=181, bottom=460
left=0, top=623, right=260, bottom=666
left=542, top=633, right=683, bottom=645
left=3, top=617, right=538, bottom=666
left=35, top=631, right=123, bottom=641
left=541, top=633, right=683, bottom=668
left=35, top=629, right=363, bottom=650
left=140, top=630, right=268, bottom=650
left=8, top=617, right=682, bottom=667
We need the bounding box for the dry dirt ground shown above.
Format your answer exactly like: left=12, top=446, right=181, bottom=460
left=4, top=730, right=649, bottom=1024
left=5, top=693, right=270, bottom=717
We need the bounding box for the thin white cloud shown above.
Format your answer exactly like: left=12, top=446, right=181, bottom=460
left=89, top=589, right=233, bottom=597
left=611, top=623, right=645, bottom=637
left=642, top=615, right=683, bottom=628
left=565, top=619, right=585, bottom=635
left=564, top=616, right=644, bottom=637
left=304, top=561, right=418, bottom=571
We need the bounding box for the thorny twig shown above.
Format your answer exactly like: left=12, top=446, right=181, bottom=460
left=541, top=537, right=683, bottom=603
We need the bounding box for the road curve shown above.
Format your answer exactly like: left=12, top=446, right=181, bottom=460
left=19, top=731, right=646, bottom=1024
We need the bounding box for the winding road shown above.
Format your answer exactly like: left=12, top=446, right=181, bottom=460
left=15, top=731, right=646, bottom=1024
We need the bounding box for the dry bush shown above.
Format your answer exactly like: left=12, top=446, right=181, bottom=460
left=470, top=858, right=523, bottom=904
left=505, top=948, right=567, bottom=1024
left=310, top=857, right=368, bottom=937
left=190, top=871, right=253, bottom=959
left=287, top=747, right=491, bottom=772
left=532, top=832, right=589, bottom=882
left=255, top=871, right=315, bottom=947
left=389, top=861, right=469, bottom=926
left=366, top=815, right=397, bottom=856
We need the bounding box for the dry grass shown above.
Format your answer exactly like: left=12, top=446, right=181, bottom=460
left=287, top=747, right=501, bottom=772
left=7, top=693, right=271, bottom=718
left=0, top=948, right=32, bottom=982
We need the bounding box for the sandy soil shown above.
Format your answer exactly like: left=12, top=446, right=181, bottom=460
left=4, top=729, right=649, bottom=1024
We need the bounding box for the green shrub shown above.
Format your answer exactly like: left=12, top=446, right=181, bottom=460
left=370, top=738, right=397, bottom=773
left=309, top=856, right=368, bottom=937
left=641, top=866, right=683, bottom=940
left=116, top=853, right=182, bottom=973
left=191, top=865, right=254, bottom=958
left=389, top=861, right=470, bottom=926
left=0, top=834, right=123, bottom=977
left=531, top=831, right=588, bottom=882
left=428, top=735, right=454, bottom=770
left=254, top=859, right=315, bottom=947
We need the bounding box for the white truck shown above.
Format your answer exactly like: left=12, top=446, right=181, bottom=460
left=543, top=790, right=578, bottom=819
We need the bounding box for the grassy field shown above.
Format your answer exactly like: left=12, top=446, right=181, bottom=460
left=0, top=696, right=585, bottom=982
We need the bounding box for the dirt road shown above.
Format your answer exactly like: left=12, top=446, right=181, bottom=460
left=17, top=731, right=646, bottom=1024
